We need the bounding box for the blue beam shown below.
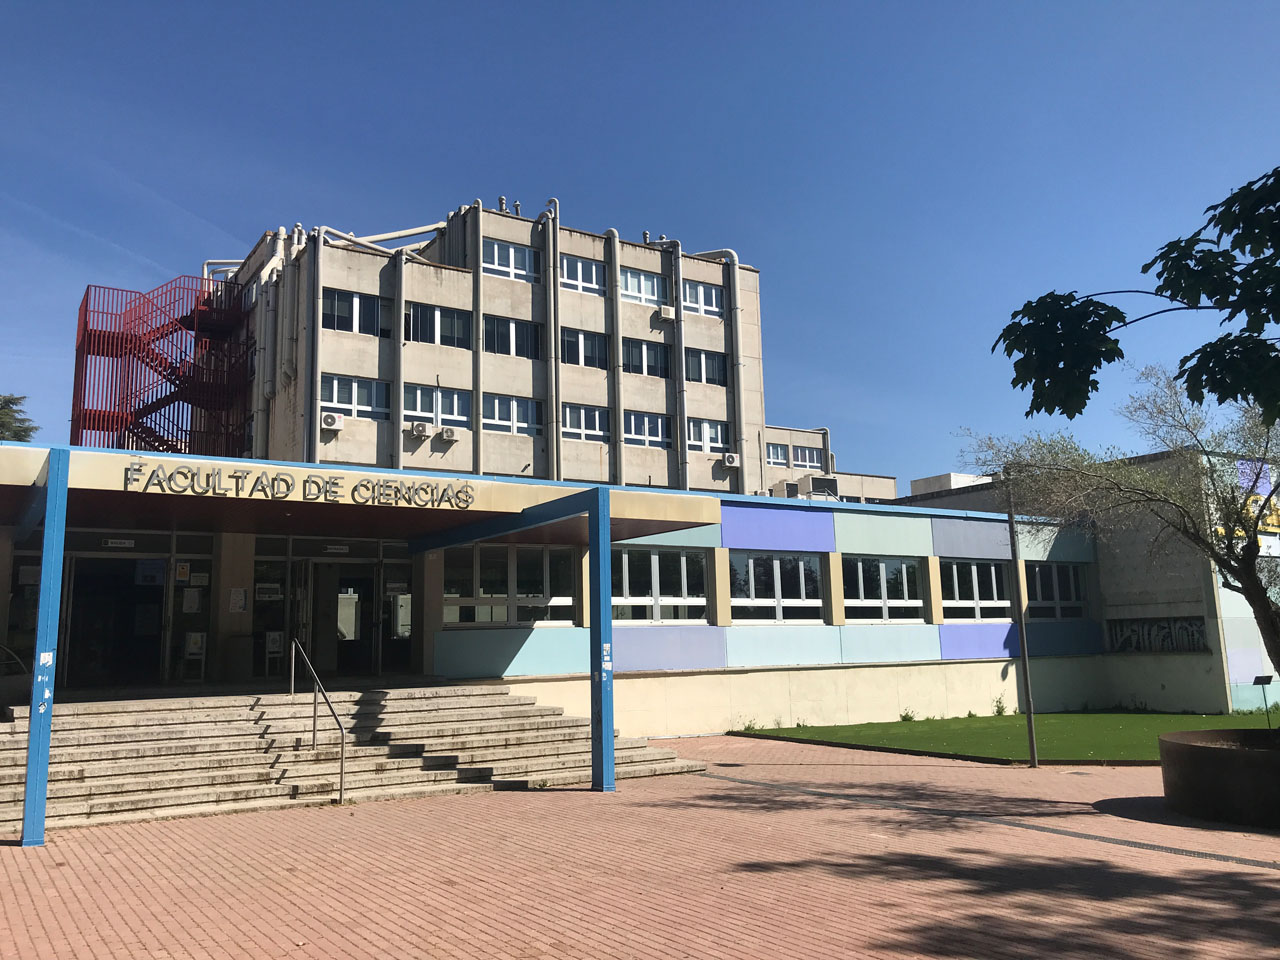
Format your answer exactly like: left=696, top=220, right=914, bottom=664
left=409, top=488, right=598, bottom=554
left=22, top=446, right=70, bottom=847
left=587, top=487, right=615, bottom=791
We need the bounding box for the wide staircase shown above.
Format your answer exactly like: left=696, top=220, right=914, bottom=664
left=0, top=684, right=704, bottom=834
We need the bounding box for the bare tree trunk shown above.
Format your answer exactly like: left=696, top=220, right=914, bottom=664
left=1237, top=570, right=1280, bottom=690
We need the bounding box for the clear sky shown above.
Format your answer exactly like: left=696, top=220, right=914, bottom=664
left=2, top=1, right=1278, bottom=492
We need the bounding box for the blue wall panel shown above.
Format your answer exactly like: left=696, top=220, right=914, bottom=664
left=839, top=623, right=941, bottom=663
left=725, top=625, right=842, bottom=667
left=434, top=628, right=588, bottom=679
left=721, top=504, right=836, bottom=553
left=1024, top=620, right=1106, bottom=657
left=612, top=625, right=727, bottom=672
left=939, top=622, right=1019, bottom=659
left=931, top=518, right=1011, bottom=559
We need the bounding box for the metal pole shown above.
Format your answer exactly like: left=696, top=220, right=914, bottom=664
left=1264, top=685, right=1272, bottom=731
left=290, top=640, right=295, bottom=699
left=1006, top=486, right=1039, bottom=768
left=312, top=682, right=319, bottom=750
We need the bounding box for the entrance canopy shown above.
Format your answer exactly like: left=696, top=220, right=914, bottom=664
left=0, top=445, right=720, bottom=545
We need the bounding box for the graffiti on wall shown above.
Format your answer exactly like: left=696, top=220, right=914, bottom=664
left=1106, top=617, right=1208, bottom=653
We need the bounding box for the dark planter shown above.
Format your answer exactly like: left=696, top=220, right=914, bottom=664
left=1159, top=729, right=1280, bottom=828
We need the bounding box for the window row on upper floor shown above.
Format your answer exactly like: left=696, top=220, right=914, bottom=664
left=482, top=242, right=726, bottom=315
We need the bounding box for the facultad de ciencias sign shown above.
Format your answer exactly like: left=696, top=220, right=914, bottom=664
left=123, top=461, right=476, bottom=509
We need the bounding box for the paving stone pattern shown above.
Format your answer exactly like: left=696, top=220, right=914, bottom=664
left=3, top=735, right=1279, bottom=959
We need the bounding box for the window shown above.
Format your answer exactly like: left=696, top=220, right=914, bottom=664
left=682, top=280, right=724, bottom=317
left=766, top=443, right=789, bottom=467
left=729, top=551, right=824, bottom=621
left=793, top=445, right=824, bottom=470
left=562, top=403, right=609, bottom=443
left=322, top=289, right=392, bottom=338
left=404, top=302, right=472, bottom=349
left=623, top=411, right=672, bottom=448
left=443, top=545, right=575, bottom=625
left=940, top=560, right=1011, bottom=620
left=482, top=238, right=541, bottom=283
left=560, top=255, right=606, bottom=296
left=403, top=384, right=472, bottom=428
left=619, top=267, right=669, bottom=306
left=484, top=315, right=543, bottom=359
left=482, top=393, right=543, bottom=436
left=684, top=348, right=729, bottom=386
left=611, top=548, right=708, bottom=622
left=687, top=418, right=730, bottom=454
left=320, top=374, right=391, bottom=421
left=622, top=338, right=670, bottom=378
left=843, top=556, right=923, bottom=621
left=561, top=328, right=608, bottom=370
left=1025, top=562, right=1086, bottom=619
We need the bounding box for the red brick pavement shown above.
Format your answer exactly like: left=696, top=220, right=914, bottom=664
left=3, top=736, right=1279, bottom=960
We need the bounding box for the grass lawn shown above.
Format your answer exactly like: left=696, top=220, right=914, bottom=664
left=751, top=711, right=1280, bottom=763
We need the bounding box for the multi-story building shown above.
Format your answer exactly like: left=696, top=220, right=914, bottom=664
left=208, top=199, right=893, bottom=500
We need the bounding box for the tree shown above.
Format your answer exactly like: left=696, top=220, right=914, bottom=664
left=0, top=395, right=36, bottom=442
left=993, top=165, right=1280, bottom=425
left=970, top=368, right=1280, bottom=686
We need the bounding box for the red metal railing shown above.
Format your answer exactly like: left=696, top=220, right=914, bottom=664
left=71, top=276, right=252, bottom=458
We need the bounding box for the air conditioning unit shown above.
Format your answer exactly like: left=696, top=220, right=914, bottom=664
left=722, top=452, right=741, bottom=468
left=440, top=426, right=458, bottom=442
left=320, top=412, right=344, bottom=432
left=658, top=305, right=676, bottom=321
left=408, top=421, right=431, bottom=438
left=798, top=475, right=840, bottom=499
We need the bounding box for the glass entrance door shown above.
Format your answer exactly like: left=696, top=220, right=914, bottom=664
left=310, top=562, right=378, bottom=676
left=64, top=556, right=167, bottom=688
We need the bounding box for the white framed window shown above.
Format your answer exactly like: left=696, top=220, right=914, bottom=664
left=560, top=255, right=606, bottom=296
left=562, top=403, right=610, bottom=443
left=482, top=238, right=541, bottom=283
left=682, top=280, right=724, bottom=317
left=443, top=544, right=576, bottom=626
left=619, top=267, right=670, bottom=306
left=729, top=551, right=824, bottom=622
left=623, top=411, right=672, bottom=448
left=611, top=548, right=708, bottom=623
left=766, top=443, right=789, bottom=467
left=484, top=315, right=542, bottom=359
left=320, top=374, right=391, bottom=421
left=843, top=556, right=924, bottom=621
left=561, top=328, right=608, bottom=370
left=323, top=288, right=392, bottom=338
left=404, top=302, right=472, bottom=349
left=622, top=338, right=670, bottom=378
left=482, top=393, right=543, bottom=436
left=403, top=384, right=472, bottom=428
left=684, top=348, right=728, bottom=386
left=940, top=559, right=1011, bottom=620
left=687, top=418, right=730, bottom=454
left=793, top=445, right=824, bottom=470
left=1026, top=562, right=1086, bottom=619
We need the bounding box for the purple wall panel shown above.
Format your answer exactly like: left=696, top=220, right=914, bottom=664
left=612, top=626, right=727, bottom=672
left=720, top=504, right=836, bottom=552
left=939, top=622, right=1020, bottom=660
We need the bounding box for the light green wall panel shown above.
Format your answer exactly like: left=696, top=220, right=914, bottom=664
left=833, top=513, right=933, bottom=557
left=618, top=524, right=722, bottom=548
left=1016, top=523, right=1094, bottom=562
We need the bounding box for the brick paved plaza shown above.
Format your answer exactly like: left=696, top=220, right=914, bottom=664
left=3, top=736, right=1279, bottom=960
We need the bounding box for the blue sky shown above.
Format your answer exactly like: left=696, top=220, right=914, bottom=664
left=2, top=1, right=1278, bottom=492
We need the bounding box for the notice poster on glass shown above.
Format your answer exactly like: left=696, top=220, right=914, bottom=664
left=190, top=572, right=210, bottom=587
left=184, top=632, right=206, bottom=655
left=182, top=588, right=201, bottom=614
left=175, top=562, right=191, bottom=582
left=265, top=631, right=285, bottom=655
left=228, top=587, right=247, bottom=614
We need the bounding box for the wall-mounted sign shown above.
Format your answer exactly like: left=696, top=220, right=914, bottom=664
left=323, top=545, right=350, bottom=554
left=103, top=538, right=135, bottom=548
left=228, top=587, right=247, bottom=614
left=190, top=572, right=210, bottom=587
left=122, top=460, right=475, bottom=510
left=255, top=583, right=283, bottom=601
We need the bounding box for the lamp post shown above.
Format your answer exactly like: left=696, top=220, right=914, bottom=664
left=1005, top=481, right=1039, bottom=768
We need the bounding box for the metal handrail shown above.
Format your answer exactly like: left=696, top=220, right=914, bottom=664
left=289, top=639, right=346, bottom=803
left=0, top=644, right=30, bottom=675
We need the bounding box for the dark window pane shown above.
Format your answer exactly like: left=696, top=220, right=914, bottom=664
left=562, top=329, right=580, bottom=365
left=940, top=562, right=956, bottom=601
left=685, top=552, right=706, bottom=598
left=802, top=556, right=822, bottom=600
left=1057, top=565, right=1073, bottom=602
left=779, top=556, right=802, bottom=599
left=903, top=561, right=920, bottom=600
left=752, top=556, right=775, bottom=600
left=842, top=556, right=860, bottom=599
left=884, top=559, right=904, bottom=600
left=611, top=548, right=623, bottom=596
left=729, top=553, right=751, bottom=598
left=478, top=546, right=507, bottom=597
left=515, top=547, right=543, bottom=597
left=628, top=549, right=652, bottom=598
left=443, top=547, right=473, bottom=598
left=657, top=551, right=682, bottom=596
left=861, top=559, right=881, bottom=600
left=548, top=549, right=574, bottom=597
left=1039, top=564, right=1056, bottom=601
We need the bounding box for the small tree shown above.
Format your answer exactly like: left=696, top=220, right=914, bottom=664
left=0, top=395, right=36, bottom=442
left=970, top=368, right=1280, bottom=679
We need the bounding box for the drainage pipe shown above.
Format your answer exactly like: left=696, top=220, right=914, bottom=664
left=308, top=229, right=324, bottom=463
left=202, top=259, right=242, bottom=279
left=653, top=239, right=689, bottom=489
left=470, top=200, right=484, bottom=475
left=539, top=199, right=562, bottom=480
left=393, top=249, right=407, bottom=469
left=605, top=228, right=625, bottom=486
left=354, top=223, right=447, bottom=244
left=693, top=248, right=744, bottom=493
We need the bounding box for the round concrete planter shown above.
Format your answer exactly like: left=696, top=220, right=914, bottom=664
left=1159, top=729, right=1280, bottom=828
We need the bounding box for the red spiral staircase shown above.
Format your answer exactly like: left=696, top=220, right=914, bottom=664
left=71, top=276, right=253, bottom=457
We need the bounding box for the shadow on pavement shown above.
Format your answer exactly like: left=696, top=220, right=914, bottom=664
left=1093, top=796, right=1280, bottom=837
left=734, top=848, right=1280, bottom=959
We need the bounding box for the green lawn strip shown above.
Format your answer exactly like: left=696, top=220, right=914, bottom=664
left=754, top=712, right=1278, bottom=763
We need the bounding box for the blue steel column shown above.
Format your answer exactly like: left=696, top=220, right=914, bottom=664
left=21, top=447, right=71, bottom=847
left=587, top=486, right=616, bottom=791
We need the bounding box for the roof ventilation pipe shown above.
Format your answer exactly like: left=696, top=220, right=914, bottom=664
left=498, top=196, right=508, bottom=212
left=693, top=248, right=745, bottom=493
left=653, top=237, right=690, bottom=490
left=513, top=201, right=521, bottom=216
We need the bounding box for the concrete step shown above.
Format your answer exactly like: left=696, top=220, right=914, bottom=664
left=493, top=758, right=708, bottom=790
left=254, top=701, right=558, bottom=737
left=0, top=734, right=272, bottom=768
left=0, top=765, right=281, bottom=804
left=0, top=791, right=338, bottom=834
left=0, top=750, right=277, bottom=788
